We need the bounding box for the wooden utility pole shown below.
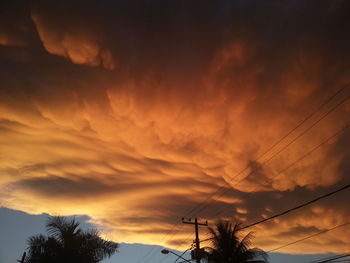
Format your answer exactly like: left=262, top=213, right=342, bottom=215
left=182, top=218, right=208, bottom=263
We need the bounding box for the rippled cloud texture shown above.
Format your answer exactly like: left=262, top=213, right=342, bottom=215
left=1, top=0, right=350, bottom=254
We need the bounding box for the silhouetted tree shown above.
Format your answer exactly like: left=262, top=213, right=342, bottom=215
left=24, top=216, right=118, bottom=263
left=204, top=221, right=268, bottom=263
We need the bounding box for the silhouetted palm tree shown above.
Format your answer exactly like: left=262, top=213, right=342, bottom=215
left=204, top=221, right=268, bottom=263
left=24, top=216, right=118, bottom=263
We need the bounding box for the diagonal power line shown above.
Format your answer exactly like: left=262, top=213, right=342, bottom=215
left=199, top=182, right=350, bottom=243
left=173, top=85, right=350, bottom=248
left=310, top=253, right=350, bottom=263
left=267, top=221, right=350, bottom=252
left=186, top=82, right=350, bottom=218
left=212, top=123, right=350, bottom=218
left=174, top=121, right=350, bottom=245
left=137, top=82, right=350, bottom=263
left=239, top=184, right=350, bottom=231
left=197, top=90, right=350, bottom=218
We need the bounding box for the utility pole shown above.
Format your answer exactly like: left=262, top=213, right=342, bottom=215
left=182, top=218, right=208, bottom=263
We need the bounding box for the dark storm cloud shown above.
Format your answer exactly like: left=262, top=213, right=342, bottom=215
left=16, top=175, right=115, bottom=197
left=0, top=0, right=350, bottom=253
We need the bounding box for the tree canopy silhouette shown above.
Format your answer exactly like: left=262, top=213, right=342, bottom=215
left=24, top=216, right=118, bottom=263
left=204, top=221, right=268, bottom=263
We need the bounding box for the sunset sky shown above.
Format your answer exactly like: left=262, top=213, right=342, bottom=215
left=1, top=0, right=350, bottom=262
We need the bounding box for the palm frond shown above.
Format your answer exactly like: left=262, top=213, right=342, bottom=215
left=25, top=215, right=118, bottom=263
left=205, top=220, right=269, bottom=263
left=46, top=216, right=81, bottom=245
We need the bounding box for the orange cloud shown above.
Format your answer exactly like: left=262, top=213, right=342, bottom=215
left=0, top=0, right=350, bottom=256
left=31, top=11, right=115, bottom=70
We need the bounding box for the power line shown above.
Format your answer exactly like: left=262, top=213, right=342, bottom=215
left=310, top=254, right=350, bottom=263
left=173, top=246, right=194, bottom=263
left=240, top=184, right=350, bottom=231
left=137, top=82, right=350, bottom=263
left=212, top=123, right=350, bottom=218
left=140, top=83, right=350, bottom=263
left=163, top=84, right=350, bottom=262
left=199, top=182, right=350, bottom=243
left=253, top=82, right=349, bottom=164
left=156, top=245, right=194, bottom=263
left=328, top=260, right=350, bottom=263
left=139, top=226, right=194, bottom=263
left=267, top=221, right=350, bottom=252
left=136, top=82, right=350, bottom=263
left=195, top=83, right=350, bottom=251
left=215, top=124, right=350, bottom=220
left=178, top=221, right=350, bottom=262
left=136, top=224, right=180, bottom=263
left=185, top=82, right=350, bottom=218
left=199, top=122, right=350, bottom=242
left=196, top=90, right=350, bottom=218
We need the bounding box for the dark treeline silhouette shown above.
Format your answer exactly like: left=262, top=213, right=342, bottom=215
left=23, top=216, right=118, bottom=263
left=204, top=220, right=268, bottom=263
left=21, top=217, right=267, bottom=263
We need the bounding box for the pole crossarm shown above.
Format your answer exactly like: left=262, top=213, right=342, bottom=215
left=182, top=218, right=208, bottom=226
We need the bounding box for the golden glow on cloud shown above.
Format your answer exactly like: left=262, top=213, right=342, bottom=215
left=0, top=0, right=350, bottom=255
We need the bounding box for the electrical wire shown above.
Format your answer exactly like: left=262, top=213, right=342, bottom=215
left=174, top=84, right=350, bottom=246
left=156, top=245, right=194, bottom=263
left=193, top=121, right=350, bottom=243
left=136, top=226, right=179, bottom=263
left=267, top=221, right=350, bottom=252
left=212, top=123, right=350, bottom=218
left=199, top=182, right=350, bottom=244
left=136, top=82, right=350, bottom=263
left=240, top=185, right=350, bottom=231
left=194, top=90, right=350, bottom=218
left=142, top=231, right=194, bottom=263
left=173, top=245, right=194, bottom=263
left=310, top=254, right=350, bottom=263
left=328, top=260, right=350, bottom=263
left=185, top=82, right=350, bottom=217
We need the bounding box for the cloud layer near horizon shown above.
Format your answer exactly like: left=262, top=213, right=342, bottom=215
left=1, top=0, right=350, bottom=254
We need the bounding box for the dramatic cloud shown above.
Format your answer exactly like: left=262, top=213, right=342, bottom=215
left=0, top=0, right=350, bottom=255
left=31, top=11, right=115, bottom=70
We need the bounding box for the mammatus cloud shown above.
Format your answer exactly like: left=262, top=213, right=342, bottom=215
left=0, top=0, right=350, bottom=254
left=31, top=11, right=115, bottom=70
